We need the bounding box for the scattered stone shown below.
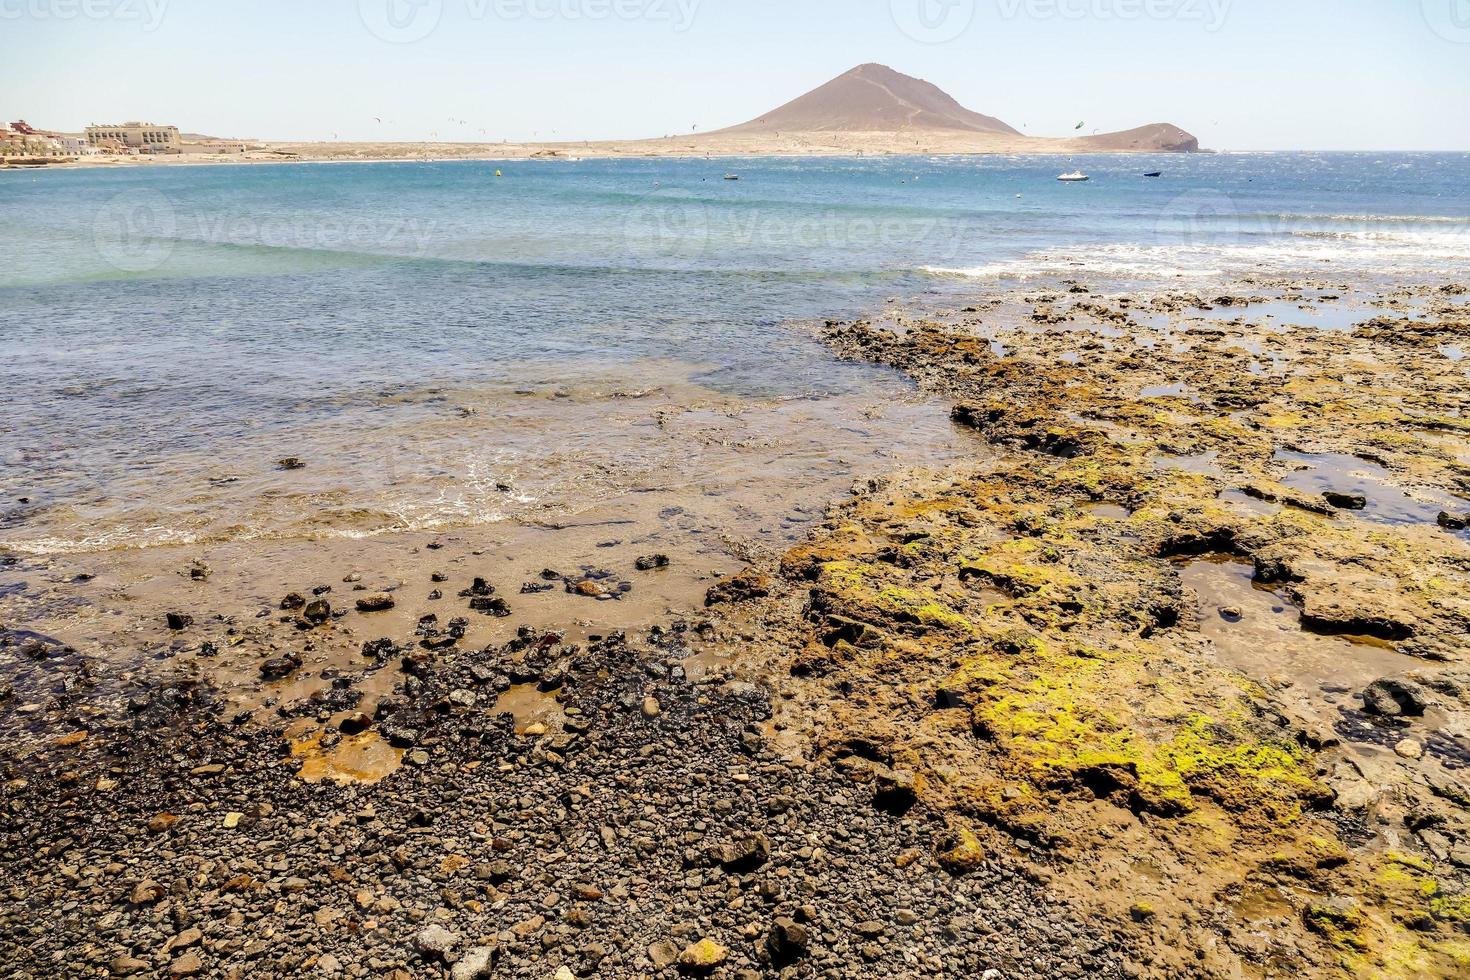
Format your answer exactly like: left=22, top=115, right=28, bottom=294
left=260, top=653, right=302, bottom=680
left=648, top=941, right=680, bottom=970
left=165, top=612, right=193, bottom=631
left=938, top=827, right=986, bottom=874
left=767, top=917, right=809, bottom=963
left=450, top=947, right=494, bottom=980
left=276, top=457, right=305, bottom=471
left=355, top=593, right=395, bottom=612
left=1395, top=738, right=1424, bottom=760
left=677, top=938, right=728, bottom=973
left=147, top=813, right=179, bottom=833
left=302, top=599, right=332, bottom=625
left=110, top=954, right=149, bottom=976
left=413, top=925, right=460, bottom=962
left=635, top=554, right=670, bottom=571
left=129, top=880, right=165, bottom=905
left=1362, top=677, right=1430, bottom=717
left=710, top=833, right=770, bottom=872
left=641, top=696, right=662, bottom=720
left=169, top=951, right=203, bottom=977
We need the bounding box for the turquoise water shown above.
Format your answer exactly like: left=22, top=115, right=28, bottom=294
left=1, top=153, right=1466, bottom=552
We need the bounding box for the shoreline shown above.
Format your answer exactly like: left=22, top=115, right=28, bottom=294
left=4, top=275, right=1470, bottom=977
left=0, top=131, right=1210, bottom=173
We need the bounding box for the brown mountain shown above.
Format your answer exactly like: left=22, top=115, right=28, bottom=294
left=719, top=63, right=1022, bottom=137
left=704, top=63, right=1197, bottom=153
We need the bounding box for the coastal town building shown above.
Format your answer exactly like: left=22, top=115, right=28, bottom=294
left=0, top=122, right=75, bottom=158
left=85, top=122, right=182, bottom=154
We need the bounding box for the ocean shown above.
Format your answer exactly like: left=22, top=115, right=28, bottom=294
left=2, top=152, right=1467, bottom=554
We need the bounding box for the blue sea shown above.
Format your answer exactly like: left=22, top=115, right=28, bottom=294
left=1, top=152, right=1466, bottom=553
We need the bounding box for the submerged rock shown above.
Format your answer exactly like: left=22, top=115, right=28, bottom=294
left=1322, top=490, right=1367, bottom=511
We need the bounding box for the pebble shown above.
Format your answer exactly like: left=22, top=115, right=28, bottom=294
left=168, top=951, right=203, bottom=977
left=677, top=938, right=728, bottom=972
left=413, top=925, right=460, bottom=962
left=1395, top=738, right=1424, bottom=760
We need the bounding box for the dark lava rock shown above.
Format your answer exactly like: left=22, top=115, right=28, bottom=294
left=260, top=654, right=302, bottom=680
left=469, top=596, right=512, bottom=617
left=338, top=712, right=373, bottom=736
left=1323, top=491, right=1368, bottom=511
left=705, top=571, right=772, bottom=607
left=302, top=599, right=332, bottom=625
left=767, top=917, right=810, bottom=964
left=165, top=612, right=193, bottom=631
left=459, top=577, right=495, bottom=598
left=708, top=832, right=770, bottom=872
left=1439, top=511, right=1469, bottom=531
left=635, top=554, right=671, bottom=571
left=276, top=457, right=306, bottom=471
left=280, top=593, right=306, bottom=611
left=379, top=723, right=419, bottom=748
left=1362, top=677, right=1431, bottom=717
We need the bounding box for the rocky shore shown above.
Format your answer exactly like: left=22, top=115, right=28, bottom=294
left=0, top=628, right=1117, bottom=979
left=3, top=279, right=1470, bottom=978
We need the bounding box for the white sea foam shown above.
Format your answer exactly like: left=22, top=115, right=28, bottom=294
left=921, top=229, right=1468, bottom=285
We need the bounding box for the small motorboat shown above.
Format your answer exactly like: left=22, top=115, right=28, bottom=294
left=1143, top=170, right=1163, bottom=178
left=723, top=173, right=740, bottom=181
left=1057, top=171, right=1090, bottom=182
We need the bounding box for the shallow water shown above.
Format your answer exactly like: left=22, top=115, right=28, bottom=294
left=3, top=154, right=1467, bottom=556
left=1274, top=449, right=1469, bottom=533
left=1180, top=557, right=1414, bottom=747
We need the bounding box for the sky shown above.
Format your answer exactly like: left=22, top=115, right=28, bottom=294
left=2, top=0, right=1468, bottom=150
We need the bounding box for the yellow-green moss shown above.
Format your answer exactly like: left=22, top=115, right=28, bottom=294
left=817, top=560, right=977, bottom=634
left=1304, top=901, right=1370, bottom=951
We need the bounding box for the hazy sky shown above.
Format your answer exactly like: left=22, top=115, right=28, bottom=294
left=3, top=0, right=1468, bottom=150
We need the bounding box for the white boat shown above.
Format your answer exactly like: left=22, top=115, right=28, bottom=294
left=1057, top=171, right=1090, bottom=182
left=723, top=173, right=740, bottom=181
